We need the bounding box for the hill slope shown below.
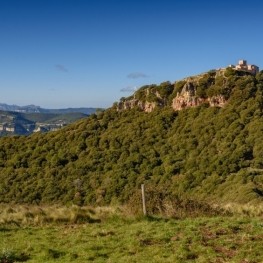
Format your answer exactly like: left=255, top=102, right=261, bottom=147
left=0, top=68, right=263, bottom=205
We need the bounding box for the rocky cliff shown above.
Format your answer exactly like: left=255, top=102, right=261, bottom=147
left=172, top=82, right=226, bottom=111
left=116, top=71, right=228, bottom=112
left=117, top=99, right=157, bottom=112
left=117, top=85, right=168, bottom=112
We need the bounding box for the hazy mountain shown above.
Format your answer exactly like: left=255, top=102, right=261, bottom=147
left=0, top=103, right=99, bottom=115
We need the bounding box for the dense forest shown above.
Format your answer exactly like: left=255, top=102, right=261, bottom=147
left=1, top=68, right=263, bottom=206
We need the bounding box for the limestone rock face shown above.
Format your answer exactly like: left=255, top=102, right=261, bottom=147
left=117, top=99, right=138, bottom=110
left=116, top=87, right=166, bottom=112
left=117, top=99, right=156, bottom=112
left=117, top=79, right=227, bottom=113
left=181, top=82, right=195, bottom=96
left=208, top=95, right=226, bottom=107
left=144, top=101, right=156, bottom=112
left=172, top=82, right=226, bottom=111
left=172, top=82, right=204, bottom=111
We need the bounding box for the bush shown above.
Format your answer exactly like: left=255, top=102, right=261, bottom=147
left=126, top=185, right=228, bottom=218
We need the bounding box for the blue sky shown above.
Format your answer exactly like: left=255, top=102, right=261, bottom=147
left=1, top=0, right=263, bottom=108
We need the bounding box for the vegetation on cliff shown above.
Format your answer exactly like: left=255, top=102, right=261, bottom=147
left=0, top=69, right=263, bottom=206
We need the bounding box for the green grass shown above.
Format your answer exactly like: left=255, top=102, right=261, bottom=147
left=0, top=205, right=263, bottom=262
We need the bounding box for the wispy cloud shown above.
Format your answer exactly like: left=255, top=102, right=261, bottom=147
left=120, top=86, right=137, bottom=92
left=55, top=64, right=69, bottom=73
left=127, top=72, right=148, bottom=79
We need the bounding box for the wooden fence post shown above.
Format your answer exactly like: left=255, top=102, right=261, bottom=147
left=141, top=184, right=147, bottom=216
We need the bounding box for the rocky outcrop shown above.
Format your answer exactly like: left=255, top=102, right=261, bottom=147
left=117, top=99, right=156, bottom=112
left=172, top=82, right=226, bottom=111
left=144, top=101, right=156, bottom=112
left=172, top=95, right=205, bottom=111
left=117, top=80, right=227, bottom=113
left=117, top=87, right=166, bottom=112
left=208, top=95, right=226, bottom=107
left=172, top=82, right=205, bottom=110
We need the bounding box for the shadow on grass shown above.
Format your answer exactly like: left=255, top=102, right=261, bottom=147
left=132, top=215, right=170, bottom=223
left=44, top=248, right=66, bottom=260
left=0, top=227, right=11, bottom=232
left=0, top=251, right=30, bottom=263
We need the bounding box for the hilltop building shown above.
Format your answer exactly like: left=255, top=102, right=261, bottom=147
left=229, top=60, right=259, bottom=75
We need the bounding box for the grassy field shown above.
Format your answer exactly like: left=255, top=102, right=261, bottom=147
left=0, top=205, right=263, bottom=263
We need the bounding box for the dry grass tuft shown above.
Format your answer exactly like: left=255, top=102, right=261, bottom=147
left=125, top=188, right=229, bottom=218
left=222, top=203, right=263, bottom=217
left=0, top=204, right=101, bottom=226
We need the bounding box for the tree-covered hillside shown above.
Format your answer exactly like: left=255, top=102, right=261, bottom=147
left=1, top=69, right=263, bottom=205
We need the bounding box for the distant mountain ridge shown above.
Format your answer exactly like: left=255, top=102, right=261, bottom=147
left=0, top=104, right=102, bottom=136
left=0, top=103, right=99, bottom=115
left=0, top=110, right=90, bottom=136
